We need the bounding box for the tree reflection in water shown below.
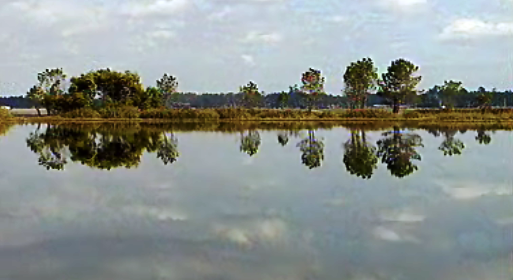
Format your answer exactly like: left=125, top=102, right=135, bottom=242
left=26, top=125, right=179, bottom=170
left=343, top=130, right=378, bottom=179
left=22, top=124, right=499, bottom=178
left=438, top=129, right=465, bottom=156
left=376, top=127, right=423, bottom=178
left=297, top=130, right=324, bottom=169
left=240, top=130, right=261, bottom=156
left=475, top=130, right=492, bottom=145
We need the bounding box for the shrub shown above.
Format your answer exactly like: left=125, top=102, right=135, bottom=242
left=99, top=105, right=140, bottom=119
left=0, top=108, right=11, bottom=119
left=403, top=110, right=423, bottom=119
left=61, top=108, right=101, bottom=118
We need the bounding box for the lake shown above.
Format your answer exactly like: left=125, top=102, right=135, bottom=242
left=0, top=123, right=512, bottom=280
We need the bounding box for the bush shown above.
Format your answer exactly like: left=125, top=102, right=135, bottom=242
left=99, top=105, right=140, bottom=119
left=337, top=109, right=395, bottom=119
left=403, top=110, right=423, bottom=119
left=61, top=108, right=101, bottom=118
left=0, top=108, right=11, bottom=119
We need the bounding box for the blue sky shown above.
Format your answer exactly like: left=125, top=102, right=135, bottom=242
left=0, top=0, right=512, bottom=95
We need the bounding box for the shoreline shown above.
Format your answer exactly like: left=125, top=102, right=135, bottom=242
left=2, top=117, right=513, bottom=131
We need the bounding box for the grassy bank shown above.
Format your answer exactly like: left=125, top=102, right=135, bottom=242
left=12, top=119, right=513, bottom=133
left=4, top=107, right=513, bottom=125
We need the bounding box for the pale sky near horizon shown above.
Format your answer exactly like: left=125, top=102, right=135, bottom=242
left=0, top=0, right=512, bottom=96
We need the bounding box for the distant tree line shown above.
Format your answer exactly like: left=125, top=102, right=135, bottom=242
left=0, top=57, right=511, bottom=113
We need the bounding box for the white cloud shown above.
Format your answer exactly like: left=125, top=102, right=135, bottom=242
left=148, top=30, right=176, bottom=39
left=241, top=54, right=256, bottom=66
left=372, top=226, right=420, bottom=243
left=213, top=218, right=287, bottom=248
left=380, top=210, right=425, bottom=223
left=380, top=0, right=427, bottom=10
left=434, top=180, right=513, bottom=200
left=440, top=18, right=513, bottom=39
left=207, top=6, right=234, bottom=21
left=327, top=15, right=347, bottom=23
left=119, top=0, right=191, bottom=17
left=243, top=31, right=282, bottom=44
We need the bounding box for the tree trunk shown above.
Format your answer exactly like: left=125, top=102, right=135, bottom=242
left=393, top=102, right=400, bottom=114
left=36, top=107, right=41, bottom=117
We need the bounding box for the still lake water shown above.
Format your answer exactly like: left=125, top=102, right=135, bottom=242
left=0, top=123, right=512, bottom=280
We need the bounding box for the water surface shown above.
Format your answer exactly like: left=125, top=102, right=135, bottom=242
left=0, top=123, right=512, bottom=280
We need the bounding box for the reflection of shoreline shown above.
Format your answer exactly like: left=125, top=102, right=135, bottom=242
left=7, top=121, right=513, bottom=133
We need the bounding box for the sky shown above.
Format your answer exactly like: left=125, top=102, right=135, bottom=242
left=0, top=0, right=512, bottom=96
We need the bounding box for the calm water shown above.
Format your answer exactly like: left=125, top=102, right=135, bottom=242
left=0, top=123, right=512, bottom=280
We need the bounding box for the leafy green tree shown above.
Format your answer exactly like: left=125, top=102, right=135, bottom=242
left=376, top=127, right=423, bottom=178
left=301, top=68, right=326, bottom=110
left=69, top=69, right=145, bottom=107
left=157, top=74, right=178, bottom=107
left=240, top=130, right=261, bottom=156
left=277, top=91, right=290, bottom=108
left=26, top=68, right=67, bottom=115
left=378, top=59, right=422, bottom=113
left=343, top=130, right=378, bottom=179
left=343, top=58, right=378, bottom=109
left=439, top=80, right=466, bottom=108
left=438, top=130, right=465, bottom=156
left=240, top=81, right=262, bottom=108
left=297, top=130, right=324, bottom=169
left=26, top=86, right=46, bottom=116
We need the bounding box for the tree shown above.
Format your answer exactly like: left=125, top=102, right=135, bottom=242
left=26, top=86, right=46, bottom=116
left=301, top=68, right=326, bottom=110
left=376, top=127, right=423, bottom=178
left=69, top=69, right=145, bottom=106
left=439, top=80, right=466, bottom=108
left=157, top=74, right=178, bottom=107
left=26, top=68, right=67, bottom=116
left=343, top=130, right=378, bottom=179
left=343, top=58, right=378, bottom=109
left=240, top=81, right=262, bottom=108
left=378, top=59, right=422, bottom=113
left=277, top=91, right=290, bottom=108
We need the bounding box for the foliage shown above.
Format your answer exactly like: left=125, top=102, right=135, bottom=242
left=98, top=105, right=141, bottom=119
left=157, top=134, right=179, bottom=164
left=439, top=80, right=467, bottom=108
left=376, top=127, right=423, bottom=178
left=378, top=59, right=422, bottom=113
left=437, top=130, right=465, bottom=156
left=25, top=125, right=179, bottom=170
left=297, top=130, right=324, bottom=169
left=240, top=130, right=261, bottom=156
left=301, top=68, right=326, bottom=110
left=240, top=81, right=262, bottom=108
left=157, top=74, right=179, bottom=107
left=61, top=108, right=102, bottom=118
left=277, top=132, right=289, bottom=146
left=0, top=108, right=11, bottom=119
left=343, top=130, right=378, bottom=179
left=343, top=57, right=379, bottom=109
left=277, top=91, right=290, bottom=108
